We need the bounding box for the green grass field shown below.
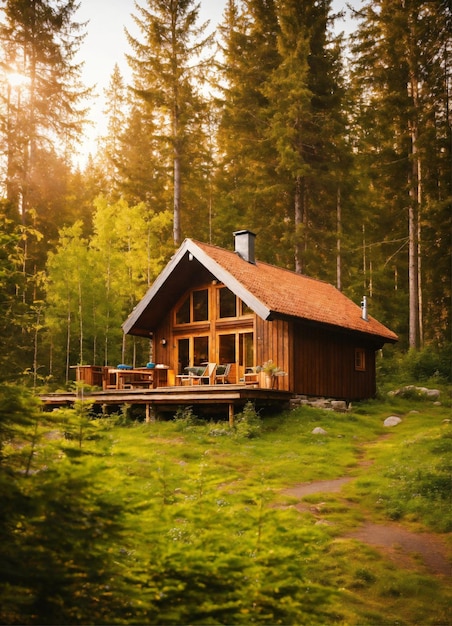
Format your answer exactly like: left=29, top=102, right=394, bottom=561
left=1, top=382, right=451, bottom=624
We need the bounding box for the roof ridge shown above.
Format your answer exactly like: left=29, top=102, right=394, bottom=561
left=193, top=239, right=340, bottom=289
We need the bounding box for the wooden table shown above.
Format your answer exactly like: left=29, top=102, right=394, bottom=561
left=103, top=366, right=172, bottom=390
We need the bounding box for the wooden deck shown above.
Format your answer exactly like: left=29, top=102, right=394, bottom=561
left=40, top=384, right=294, bottom=424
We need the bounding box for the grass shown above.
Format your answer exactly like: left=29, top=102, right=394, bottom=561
left=2, top=383, right=451, bottom=624
left=98, top=392, right=451, bottom=624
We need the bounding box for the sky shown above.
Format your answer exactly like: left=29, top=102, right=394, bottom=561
left=75, top=0, right=356, bottom=164
left=74, top=1, right=227, bottom=162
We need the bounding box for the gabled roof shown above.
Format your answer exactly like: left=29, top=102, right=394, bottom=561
left=123, top=238, right=398, bottom=344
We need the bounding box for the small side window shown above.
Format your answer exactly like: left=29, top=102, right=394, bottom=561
left=355, top=348, right=366, bottom=371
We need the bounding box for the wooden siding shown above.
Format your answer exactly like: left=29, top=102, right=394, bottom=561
left=255, top=317, right=291, bottom=391
left=150, top=282, right=378, bottom=400
left=292, top=323, right=376, bottom=400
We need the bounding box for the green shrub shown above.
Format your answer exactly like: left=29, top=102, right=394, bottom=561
left=378, top=344, right=451, bottom=385
left=234, top=401, right=262, bottom=439
left=173, top=405, right=201, bottom=429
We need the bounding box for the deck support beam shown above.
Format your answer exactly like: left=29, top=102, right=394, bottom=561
left=145, top=404, right=157, bottom=423
left=228, top=403, right=234, bottom=427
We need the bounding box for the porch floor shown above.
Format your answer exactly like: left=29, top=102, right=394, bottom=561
left=40, top=384, right=294, bottom=421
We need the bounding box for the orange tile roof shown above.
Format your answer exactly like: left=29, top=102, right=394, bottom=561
left=194, top=240, right=397, bottom=343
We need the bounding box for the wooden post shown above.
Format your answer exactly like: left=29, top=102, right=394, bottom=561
left=146, top=404, right=156, bottom=423
left=228, top=403, right=234, bottom=427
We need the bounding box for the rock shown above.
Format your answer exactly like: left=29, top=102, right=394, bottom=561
left=384, top=416, right=402, bottom=427
left=389, top=386, right=441, bottom=400
left=312, top=427, right=328, bottom=435
left=331, top=400, right=348, bottom=412
left=442, top=419, right=451, bottom=424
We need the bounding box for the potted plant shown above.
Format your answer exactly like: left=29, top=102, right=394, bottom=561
left=257, top=360, right=283, bottom=388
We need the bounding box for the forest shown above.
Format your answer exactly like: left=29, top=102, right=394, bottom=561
left=0, top=0, right=451, bottom=384
left=1, top=3, right=451, bottom=624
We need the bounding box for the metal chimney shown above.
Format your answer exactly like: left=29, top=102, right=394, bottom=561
left=233, top=230, right=256, bottom=264
left=361, top=296, right=368, bottom=321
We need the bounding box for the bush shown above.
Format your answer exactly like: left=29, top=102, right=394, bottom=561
left=234, top=402, right=262, bottom=439
left=378, top=343, right=451, bottom=385
left=173, top=405, right=201, bottom=429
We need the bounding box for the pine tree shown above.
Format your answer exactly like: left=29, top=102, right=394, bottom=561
left=97, top=64, right=129, bottom=196
left=0, top=0, right=87, bottom=221
left=214, top=0, right=283, bottom=259
left=350, top=0, right=452, bottom=348
left=125, top=0, right=213, bottom=244
left=264, top=0, right=348, bottom=275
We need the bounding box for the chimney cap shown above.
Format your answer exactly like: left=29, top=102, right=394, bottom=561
left=233, top=229, right=256, bottom=237
left=233, top=229, right=256, bottom=264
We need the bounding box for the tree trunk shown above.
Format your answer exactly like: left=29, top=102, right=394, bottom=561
left=336, top=185, right=342, bottom=291
left=294, top=176, right=307, bottom=274
left=173, top=93, right=181, bottom=245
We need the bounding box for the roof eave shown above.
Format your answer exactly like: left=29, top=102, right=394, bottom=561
left=122, top=240, right=192, bottom=335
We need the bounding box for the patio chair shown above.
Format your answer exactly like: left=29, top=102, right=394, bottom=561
left=215, top=363, right=232, bottom=384
left=176, top=363, right=216, bottom=385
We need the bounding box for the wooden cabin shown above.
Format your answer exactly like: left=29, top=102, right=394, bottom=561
left=122, top=231, right=397, bottom=401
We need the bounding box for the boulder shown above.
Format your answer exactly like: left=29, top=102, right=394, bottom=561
left=331, top=400, right=348, bottom=412
left=384, top=416, right=402, bottom=427
left=312, top=427, right=328, bottom=435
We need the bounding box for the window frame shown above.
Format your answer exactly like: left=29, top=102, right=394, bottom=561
left=217, top=286, right=253, bottom=319
left=354, top=348, right=366, bottom=371
left=175, top=288, right=209, bottom=325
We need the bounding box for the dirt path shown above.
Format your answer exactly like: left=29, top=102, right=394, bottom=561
left=281, top=478, right=451, bottom=578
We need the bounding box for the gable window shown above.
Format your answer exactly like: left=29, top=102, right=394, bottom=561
left=193, top=289, right=208, bottom=321
left=176, top=295, right=190, bottom=324
left=218, top=287, right=252, bottom=318
left=355, top=348, right=366, bottom=371
left=175, top=289, right=208, bottom=324
left=219, top=287, right=236, bottom=318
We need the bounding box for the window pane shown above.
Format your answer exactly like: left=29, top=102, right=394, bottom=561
left=219, top=287, right=236, bottom=318
left=194, top=336, right=209, bottom=365
left=178, top=338, right=189, bottom=374
left=240, top=299, right=253, bottom=315
left=219, top=334, right=235, bottom=364
left=193, top=289, right=208, bottom=321
left=355, top=348, right=366, bottom=371
left=176, top=295, right=190, bottom=324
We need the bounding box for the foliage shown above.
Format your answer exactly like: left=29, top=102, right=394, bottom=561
left=125, top=0, right=214, bottom=244
left=234, top=401, right=263, bottom=439
left=1, top=384, right=451, bottom=624
left=44, top=200, right=173, bottom=381
left=173, top=405, right=201, bottom=429
left=377, top=344, right=452, bottom=386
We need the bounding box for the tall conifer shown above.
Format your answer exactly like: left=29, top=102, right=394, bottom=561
left=350, top=0, right=451, bottom=348
left=126, top=0, right=213, bottom=244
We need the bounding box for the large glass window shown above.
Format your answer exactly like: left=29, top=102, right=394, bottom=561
left=219, top=287, right=236, bottom=318
left=176, top=295, right=190, bottom=324
left=193, top=289, right=208, bottom=321
left=175, top=289, right=208, bottom=324
left=177, top=336, right=209, bottom=372
left=219, top=334, right=236, bottom=364
left=193, top=336, right=209, bottom=365
left=239, top=332, right=254, bottom=368
left=218, top=287, right=252, bottom=318
left=177, top=338, right=189, bottom=373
